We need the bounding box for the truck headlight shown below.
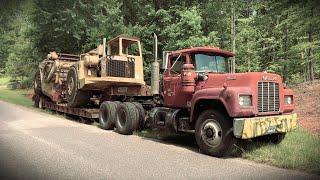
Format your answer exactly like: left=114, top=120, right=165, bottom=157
left=239, top=95, right=252, bottom=106
left=284, top=95, right=293, bottom=105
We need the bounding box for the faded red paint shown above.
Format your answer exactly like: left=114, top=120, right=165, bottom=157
left=162, top=47, right=294, bottom=121
left=181, top=64, right=197, bottom=93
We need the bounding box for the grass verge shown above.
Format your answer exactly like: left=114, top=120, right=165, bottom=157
left=0, top=88, right=319, bottom=174
left=238, top=128, right=320, bottom=174
left=0, top=87, right=34, bottom=107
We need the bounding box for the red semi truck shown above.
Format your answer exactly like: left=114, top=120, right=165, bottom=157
left=34, top=34, right=297, bottom=157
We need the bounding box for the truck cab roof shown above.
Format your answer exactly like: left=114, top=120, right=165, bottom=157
left=169, top=46, right=234, bottom=57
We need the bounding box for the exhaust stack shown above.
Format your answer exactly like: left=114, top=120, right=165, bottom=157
left=151, top=33, right=160, bottom=95
left=102, top=38, right=106, bottom=57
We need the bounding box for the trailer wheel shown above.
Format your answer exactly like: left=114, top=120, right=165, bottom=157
left=195, top=110, right=234, bottom=157
left=115, top=102, right=139, bottom=135
left=66, top=67, right=90, bottom=107
left=38, top=98, right=44, bottom=109
left=132, top=102, right=145, bottom=130
left=99, top=101, right=117, bottom=130
left=34, top=69, right=42, bottom=95
left=34, top=96, right=40, bottom=108
left=34, top=96, right=45, bottom=109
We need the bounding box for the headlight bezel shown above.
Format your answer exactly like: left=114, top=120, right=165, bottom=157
left=238, top=95, right=253, bottom=107
left=284, top=95, right=293, bottom=105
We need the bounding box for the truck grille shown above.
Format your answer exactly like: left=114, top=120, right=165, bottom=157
left=258, top=82, right=280, bottom=112
left=106, top=59, right=135, bottom=78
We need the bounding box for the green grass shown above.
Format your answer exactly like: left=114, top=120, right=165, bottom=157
left=0, top=87, right=34, bottom=107
left=239, top=128, right=320, bottom=174
left=0, top=77, right=10, bottom=86
left=0, top=88, right=319, bottom=174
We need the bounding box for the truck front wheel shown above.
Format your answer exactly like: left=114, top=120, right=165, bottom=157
left=195, top=110, right=234, bottom=157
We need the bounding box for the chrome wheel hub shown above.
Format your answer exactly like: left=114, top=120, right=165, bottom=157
left=201, top=119, right=222, bottom=147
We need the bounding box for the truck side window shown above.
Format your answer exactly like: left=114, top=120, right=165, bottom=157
left=170, top=55, right=186, bottom=74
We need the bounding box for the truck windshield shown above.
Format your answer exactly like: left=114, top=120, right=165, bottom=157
left=192, top=53, right=229, bottom=73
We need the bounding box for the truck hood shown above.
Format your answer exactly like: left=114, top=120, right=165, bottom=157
left=197, top=72, right=283, bottom=89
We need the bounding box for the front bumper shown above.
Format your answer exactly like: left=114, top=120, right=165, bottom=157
left=233, top=113, right=297, bottom=139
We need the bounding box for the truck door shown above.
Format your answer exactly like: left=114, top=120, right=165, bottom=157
left=163, top=55, right=187, bottom=107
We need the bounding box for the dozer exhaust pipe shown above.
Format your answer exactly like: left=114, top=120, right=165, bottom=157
left=102, top=38, right=106, bottom=57
left=151, top=33, right=160, bottom=95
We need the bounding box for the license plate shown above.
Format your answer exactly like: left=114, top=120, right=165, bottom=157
left=267, top=125, right=277, bottom=133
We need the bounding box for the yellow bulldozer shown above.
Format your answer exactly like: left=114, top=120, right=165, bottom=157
left=34, top=35, right=150, bottom=107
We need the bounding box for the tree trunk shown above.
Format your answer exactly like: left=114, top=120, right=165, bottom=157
left=231, top=0, right=236, bottom=73
left=153, top=0, right=161, bottom=11
left=283, top=12, right=289, bottom=82
left=308, top=7, right=314, bottom=82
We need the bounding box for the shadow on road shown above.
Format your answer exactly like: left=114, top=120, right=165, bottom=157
left=135, top=129, right=274, bottom=158
left=52, top=111, right=271, bottom=158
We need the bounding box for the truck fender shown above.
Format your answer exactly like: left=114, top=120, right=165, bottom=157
left=190, top=88, right=232, bottom=123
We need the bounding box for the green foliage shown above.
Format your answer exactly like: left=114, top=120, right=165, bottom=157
left=0, top=77, right=10, bottom=86
left=34, top=0, right=125, bottom=53
left=0, top=0, right=319, bottom=87
left=0, top=0, right=39, bottom=87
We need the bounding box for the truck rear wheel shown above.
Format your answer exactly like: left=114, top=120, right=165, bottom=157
left=66, top=67, right=90, bottom=107
left=115, top=102, right=139, bottom=135
left=132, top=102, right=145, bottom=130
left=195, top=110, right=234, bottom=157
left=99, top=101, right=117, bottom=130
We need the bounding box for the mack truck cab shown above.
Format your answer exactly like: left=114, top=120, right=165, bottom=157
left=148, top=43, right=297, bottom=157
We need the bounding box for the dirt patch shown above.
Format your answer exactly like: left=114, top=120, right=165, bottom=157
left=292, top=80, right=320, bottom=135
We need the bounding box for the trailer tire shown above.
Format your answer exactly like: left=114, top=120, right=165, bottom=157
left=99, top=101, right=117, bottom=130
left=66, top=67, right=90, bottom=107
left=34, top=96, right=40, bottom=108
left=195, top=110, right=234, bottom=157
left=34, top=69, right=42, bottom=95
left=115, top=102, right=139, bottom=135
left=38, top=98, right=44, bottom=109
left=132, top=102, right=145, bottom=130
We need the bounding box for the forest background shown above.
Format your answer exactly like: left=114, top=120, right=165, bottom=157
left=0, top=0, right=319, bottom=87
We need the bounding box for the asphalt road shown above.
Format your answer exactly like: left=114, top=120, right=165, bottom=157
left=0, top=101, right=318, bottom=180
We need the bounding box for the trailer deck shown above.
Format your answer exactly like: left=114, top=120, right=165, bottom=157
left=33, top=94, right=99, bottom=119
